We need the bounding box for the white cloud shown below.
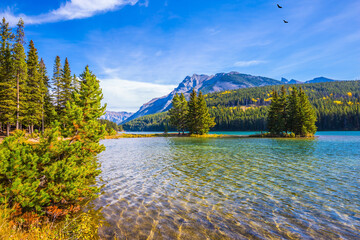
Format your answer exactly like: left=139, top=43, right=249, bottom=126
left=234, top=60, right=266, bottom=67
left=1, top=0, right=139, bottom=26
left=100, top=78, right=176, bottom=112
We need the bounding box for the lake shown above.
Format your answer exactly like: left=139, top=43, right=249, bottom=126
left=95, top=132, right=360, bottom=239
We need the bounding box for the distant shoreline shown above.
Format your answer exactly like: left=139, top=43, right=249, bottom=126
left=103, top=133, right=317, bottom=139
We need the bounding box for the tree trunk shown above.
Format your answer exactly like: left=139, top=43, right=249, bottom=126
left=16, top=73, right=20, bottom=130
left=6, top=123, right=10, bottom=136
left=31, top=124, right=34, bottom=134
left=42, top=109, right=45, bottom=133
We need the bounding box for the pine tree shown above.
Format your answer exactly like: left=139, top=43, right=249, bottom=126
left=169, top=93, right=182, bottom=134
left=197, top=91, right=215, bottom=134
left=286, top=87, right=301, bottom=135
left=52, top=56, right=62, bottom=115
left=39, top=58, right=54, bottom=132
left=59, top=57, right=72, bottom=111
left=298, top=87, right=317, bottom=136
left=0, top=17, right=15, bottom=136
left=71, top=73, right=80, bottom=91
left=13, top=18, right=27, bottom=130
left=267, top=89, right=280, bottom=134
left=187, top=89, right=198, bottom=134
left=63, top=66, right=106, bottom=137
left=179, top=93, right=189, bottom=134
left=278, top=86, right=287, bottom=132
left=25, top=40, right=42, bottom=133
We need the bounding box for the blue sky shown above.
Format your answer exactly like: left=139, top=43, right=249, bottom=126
left=1, top=0, right=359, bottom=112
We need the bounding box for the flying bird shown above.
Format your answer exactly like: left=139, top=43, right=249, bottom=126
left=283, top=20, right=288, bottom=23
left=277, top=4, right=282, bottom=8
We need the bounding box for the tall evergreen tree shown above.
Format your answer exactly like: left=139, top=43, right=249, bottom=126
left=71, top=73, right=80, bottom=91
left=298, top=87, right=317, bottom=136
left=39, top=58, right=54, bottom=132
left=179, top=93, right=189, bottom=134
left=267, top=89, right=280, bottom=134
left=197, top=91, right=215, bottom=134
left=169, top=93, right=182, bottom=134
left=0, top=17, right=15, bottom=136
left=13, top=18, right=27, bottom=130
left=63, top=65, right=106, bottom=138
left=59, top=57, right=72, bottom=110
left=286, top=87, right=301, bottom=134
left=52, top=56, right=62, bottom=115
left=278, top=86, right=287, bottom=132
left=25, top=40, right=42, bottom=133
left=187, top=89, right=198, bottom=134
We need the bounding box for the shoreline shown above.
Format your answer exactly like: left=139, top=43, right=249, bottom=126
left=103, top=133, right=317, bottom=139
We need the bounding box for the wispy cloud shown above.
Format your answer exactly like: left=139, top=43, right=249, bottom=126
left=1, top=0, right=139, bottom=26
left=100, top=78, right=176, bottom=112
left=234, top=60, right=266, bottom=67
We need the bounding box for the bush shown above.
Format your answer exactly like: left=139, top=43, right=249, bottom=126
left=0, top=126, right=103, bottom=216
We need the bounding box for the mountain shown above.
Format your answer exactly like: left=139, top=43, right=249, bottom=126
left=101, top=111, right=133, bottom=124
left=124, top=72, right=282, bottom=122
left=281, top=76, right=337, bottom=84
left=305, top=77, right=337, bottom=84
left=124, top=72, right=343, bottom=123
left=123, top=80, right=360, bottom=132
left=281, top=77, right=305, bottom=84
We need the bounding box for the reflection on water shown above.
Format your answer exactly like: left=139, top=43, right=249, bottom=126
left=95, top=133, right=360, bottom=239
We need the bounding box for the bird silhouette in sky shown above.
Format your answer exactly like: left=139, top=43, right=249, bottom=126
left=277, top=4, right=282, bottom=8
left=283, top=20, right=288, bottom=23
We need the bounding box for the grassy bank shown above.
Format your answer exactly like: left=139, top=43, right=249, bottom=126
left=0, top=205, right=102, bottom=240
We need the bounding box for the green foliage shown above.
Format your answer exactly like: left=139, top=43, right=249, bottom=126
left=196, top=91, right=216, bottom=134
left=0, top=17, right=16, bottom=135
left=58, top=58, right=72, bottom=117
left=98, top=119, right=119, bottom=134
left=13, top=19, right=27, bottom=129
left=169, top=93, right=188, bottom=134
left=168, top=90, right=215, bottom=135
left=268, top=87, right=317, bottom=136
left=0, top=66, right=106, bottom=216
left=52, top=56, right=62, bottom=115
left=0, top=127, right=101, bottom=214
left=25, top=40, right=42, bottom=133
left=39, top=58, right=55, bottom=130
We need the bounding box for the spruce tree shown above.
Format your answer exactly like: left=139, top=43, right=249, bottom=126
left=39, top=58, right=54, bottom=132
left=169, top=93, right=182, bottom=134
left=187, top=89, right=198, bottom=134
left=59, top=57, right=72, bottom=110
left=13, top=18, right=27, bottom=130
left=267, top=89, right=280, bottom=134
left=25, top=40, right=42, bottom=133
left=63, top=66, right=106, bottom=137
left=179, top=93, right=189, bottom=134
left=52, top=56, right=62, bottom=115
left=197, top=91, right=215, bottom=134
left=0, top=17, right=15, bottom=136
left=298, top=88, right=317, bottom=136
left=286, top=87, right=301, bottom=135
left=278, top=86, right=287, bottom=132
left=72, top=73, right=80, bottom=91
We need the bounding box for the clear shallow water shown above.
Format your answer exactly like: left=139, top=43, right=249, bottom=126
left=96, top=132, right=360, bottom=239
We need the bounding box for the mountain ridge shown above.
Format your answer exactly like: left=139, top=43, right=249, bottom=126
left=124, top=72, right=283, bottom=122
left=115, top=72, right=342, bottom=124
left=100, top=111, right=133, bottom=124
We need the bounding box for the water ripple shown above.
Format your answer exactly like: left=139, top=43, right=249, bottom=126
left=94, top=134, right=360, bottom=239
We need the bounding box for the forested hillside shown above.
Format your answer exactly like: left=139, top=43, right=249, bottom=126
left=123, top=80, right=360, bottom=131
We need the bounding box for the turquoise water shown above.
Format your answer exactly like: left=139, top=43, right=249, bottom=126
left=96, top=132, right=360, bottom=239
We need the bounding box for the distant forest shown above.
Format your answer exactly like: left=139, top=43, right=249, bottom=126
left=122, top=81, right=360, bottom=131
